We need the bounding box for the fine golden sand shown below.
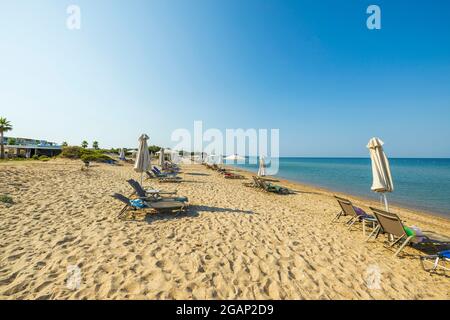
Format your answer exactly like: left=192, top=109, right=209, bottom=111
left=0, top=159, right=449, bottom=299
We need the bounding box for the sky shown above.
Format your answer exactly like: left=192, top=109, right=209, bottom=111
left=1, top=0, right=449, bottom=157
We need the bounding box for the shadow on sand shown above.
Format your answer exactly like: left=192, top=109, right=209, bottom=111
left=185, top=172, right=210, bottom=176
left=143, top=204, right=254, bottom=224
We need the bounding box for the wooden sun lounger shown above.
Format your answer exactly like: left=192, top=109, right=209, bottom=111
left=111, top=193, right=187, bottom=219
left=127, top=179, right=187, bottom=202
left=333, top=196, right=377, bottom=236
left=252, top=176, right=293, bottom=195
left=365, top=207, right=447, bottom=257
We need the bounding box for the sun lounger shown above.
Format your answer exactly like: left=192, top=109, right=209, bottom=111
left=126, top=179, right=187, bottom=202
left=367, top=207, right=431, bottom=257
left=152, top=167, right=177, bottom=177
left=154, top=166, right=179, bottom=175
left=111, top=193, right=187, bottom=219
left=333, top=196, right=377, bottom=236
left=252, top=176, right=292, bottom=195
left=146, top=170, right=182, bottom=183
left=420, top=250, right=450, bottom=272
left=223, top=172, right=245, bottom=179
left=211, top=164, right=227, bottom=173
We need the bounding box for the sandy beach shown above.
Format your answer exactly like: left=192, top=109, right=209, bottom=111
left=0, top=159, right=449, bottom=300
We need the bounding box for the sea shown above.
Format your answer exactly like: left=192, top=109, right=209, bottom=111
left=230, top=157, right=450, bottom=218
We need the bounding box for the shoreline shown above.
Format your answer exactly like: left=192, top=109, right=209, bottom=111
left=225, top=164, right=450, bottom=223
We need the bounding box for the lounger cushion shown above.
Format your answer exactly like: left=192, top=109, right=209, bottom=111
left=173, top=196, right=188, bottom=202
left=130, top=199, right=146, bottom=208
left=403, top=226, right=416, bottom=237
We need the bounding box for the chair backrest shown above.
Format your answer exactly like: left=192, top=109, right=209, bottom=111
left=258, top=179, right=270, bottom=190
left=252, top=176, right=263, bottom=188
left=111, top=193, right=130, bottom=206
left=334, top=196, right=357, bottom=217
left=370, top=207, right=406, bottom=238
left=127, top=179, right=146, bottom=198
left=153, top=166, right=162, bottom=174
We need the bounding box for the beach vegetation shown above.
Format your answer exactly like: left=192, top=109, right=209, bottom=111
left=148, top=145, right=161, bottom=154
left=92, top=141, right=99, bottom=150
left=0, top=194, right=13, bottom=205
left=60, top=145, right=113, bottom=163
left=38, top=155, right=50, bottom=161
left=7, top=137, right=16, bottom=145
left=81, top=140, right=88, bottom=148
left=80, top=153, right=112, bottom=163
left=0, top=117, right=13, bottom=159
left=62, top=141, right=68, bottom=147
left=32, top=155, right=39, bottom=160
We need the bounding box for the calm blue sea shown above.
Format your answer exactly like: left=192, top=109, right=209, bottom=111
left=230, top=158, right=450, bottom=217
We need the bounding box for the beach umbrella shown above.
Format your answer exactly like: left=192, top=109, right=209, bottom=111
left=367, top=137, right=394, bottom=211
left=159, top=148, right=165, bottom=166
left=224, top=154, right=245, bottom=161
left=119, top=148, right=126, bottom=161
left=258, top=156, right=266, bottom=177
left=134, top=134, right=150, bottom=185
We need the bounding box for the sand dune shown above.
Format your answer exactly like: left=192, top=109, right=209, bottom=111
left=0, top=160, right=449, bottom=299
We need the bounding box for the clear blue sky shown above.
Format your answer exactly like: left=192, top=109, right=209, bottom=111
left=1, top=0, right=449, bottom=157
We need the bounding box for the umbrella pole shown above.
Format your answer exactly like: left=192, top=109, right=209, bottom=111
left=383, top=193, right=389, bottom=212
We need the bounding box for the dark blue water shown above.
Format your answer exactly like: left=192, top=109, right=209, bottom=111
left=230, top=158, right=450, bottom=217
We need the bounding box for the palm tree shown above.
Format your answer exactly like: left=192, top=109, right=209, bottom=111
left=92, top=141, right=99, bottom=150
left=0, top=117, right=13, bottom=159
left=81, top=140, right=88, bottom=148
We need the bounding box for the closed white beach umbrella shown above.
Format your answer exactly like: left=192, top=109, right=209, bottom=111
left=224, top=154, right=245, bottom=161
left=159, top=148, right=165, bottom=166
left=367, top=137, right=394, bottom=211
left=258, top=156, right=266, bottom=177
left=134, top=134, right=150, bottom=184
left=119, top=148, right=125, bottom=161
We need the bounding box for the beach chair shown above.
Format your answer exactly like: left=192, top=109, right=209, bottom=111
left=111, top=193, right=186, bottom=219
left=333, top=196, right=377, bottom=236
left=212, top=164, right=227, bottom=173
left=162, top=162, right=180, bottom=173
left=146, top=170, right=182, bottom=183
left=126, top=179, right=187, bottom=202
left=223, top=172, right=245, bottom=179
left=420, top=250, right=450, bottom=273
left=253, top=176, right=292, bottom=195
left=152, top=167, right=177, bottom=177
left=367, top=208, right=421, bottom=257
left=154, top=166, right=179, bottom=175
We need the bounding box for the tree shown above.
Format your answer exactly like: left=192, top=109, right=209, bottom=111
left=7, top=137, right=17, bottom=145
left=0, top=117, right=13, bottom=159
left=92, top=141, right=99, bottom=150
left=148, top=145, right=161, bottom=154
left=62, top=141, right=68, bottom=147
left=81, top=140, right=88, bottom=148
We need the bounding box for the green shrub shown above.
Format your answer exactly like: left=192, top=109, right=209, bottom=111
left=32, top=155, right=39, bottom=160
left=60, top=146, right=84, bottom=159
left=80, top=153, right=113, bottom=163
left=0, top=195, right=13, bottom=204
left=60, top=146, right=113, bottom=163
left=38, top=155, right=50, bottom=161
